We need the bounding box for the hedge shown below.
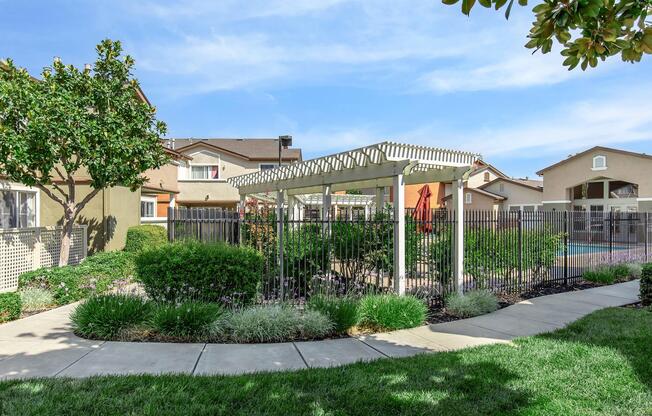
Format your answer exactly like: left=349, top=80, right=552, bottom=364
left=18, top=251, right=135, bottom=305
left=0, top=292, right=22, bottom=323
left=641, top=263, right=652, bottom=306
left=124, top=225, right=168, bottom=253
left=135, top=241, right=264, bottom=305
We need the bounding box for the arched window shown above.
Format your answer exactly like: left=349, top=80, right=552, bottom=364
left=483, top=172, right=490, bottom=182
left=592, top=155, right=607, bottom=170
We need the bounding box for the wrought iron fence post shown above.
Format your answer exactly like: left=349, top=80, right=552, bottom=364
left=563, top=210, right=568, bottom=285
left=517, top=210, right=523, bottom=288
left=609, top=211, right=614, bottom=262
left=645, top=212, right=649, bottom=262
left=276, top=191, right=285, bottom=301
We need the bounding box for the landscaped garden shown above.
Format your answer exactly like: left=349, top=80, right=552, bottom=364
left=1, top=307, right=650, bottom=415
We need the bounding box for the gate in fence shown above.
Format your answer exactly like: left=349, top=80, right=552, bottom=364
left=168, top=207, right=651, bottom=305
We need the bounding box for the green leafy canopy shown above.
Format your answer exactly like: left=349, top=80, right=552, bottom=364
left=0, top=39, right=169, bottom=193
left=443, top=0, right=651, bottom=70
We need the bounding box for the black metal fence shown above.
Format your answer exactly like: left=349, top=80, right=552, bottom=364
left=168, top=208, right=651, bottom=305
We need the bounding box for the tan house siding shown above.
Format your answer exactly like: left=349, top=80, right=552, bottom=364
left=40, top=185, right=140, bottom=253
left=482, top=180, right=542, bottom=209
left=143, top=163, right=179, bottom=194
left=538, top=147, right=652, bottom=211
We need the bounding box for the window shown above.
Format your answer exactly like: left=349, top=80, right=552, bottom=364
left=465, top=192, right=473, bottom=204
left=140, top=198, right=156, bottom=218
left=190, top=165, right=219, bottom=180
left=499, top=183, right=505, bottom=192
left=592, top=155, right=607, bottom=170
left=260, top=163, right=278, bottom=171
left=483, top=172, right=490, bottom=182
left=609, top=181, right=638, bottom=199
left=586, top=182, right=604, bottom=199
left=0, top=190, right=36, bottom=229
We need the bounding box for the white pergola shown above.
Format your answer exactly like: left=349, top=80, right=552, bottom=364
left=228, top=141, right=481, bottom=295
left=250, top=192, right=376, bottom=220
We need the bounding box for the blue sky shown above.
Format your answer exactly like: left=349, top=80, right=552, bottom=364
left=2, top=0, right=651, bottom=178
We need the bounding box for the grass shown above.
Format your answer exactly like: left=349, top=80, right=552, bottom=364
left=1, top=307, right=651, bottom=415
left=445, top=289, right=499, bottom=318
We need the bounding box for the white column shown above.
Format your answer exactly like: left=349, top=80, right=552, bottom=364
left=276, top=190, right=285, bottom=300
left=393, top=174, right=406, bottom=295
left=452, top=179, right=465, bottom=294
left=169, top=193, right=176, bottom=208
left=375, top=187, right=385, bottom=213
left=322, top=185, right=332, bottom=222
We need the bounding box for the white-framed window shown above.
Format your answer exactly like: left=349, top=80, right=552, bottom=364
left=465, top=192, right=473, bottom=204
left=499, top=183, right=505, bottom=192
left=483, top=172, right=490, bottom=182
left=140, top=196, right=157, bottom=218
left=259, top=163, right=278, bottom=171
left=592, top=155, right=607, bottom=170
left=0, top=189, right=38, bottom=229
left=190, top=165, right=219, bottom=180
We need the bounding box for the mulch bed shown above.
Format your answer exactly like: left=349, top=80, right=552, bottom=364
left=426, top=279, right=631, bottom=324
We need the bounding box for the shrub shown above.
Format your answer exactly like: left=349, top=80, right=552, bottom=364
left=357, top=294, right=427, bottom=331
left=307, top=295, right=358, bottom=334
left=641, top=263, right=652, bottom=307
left=71, top=294, right=150, bottom=340
left=19, top=288, right=54, bottom=312
left=283, top=225, right=330, bottom=297
left=135, top=241, right=263, bottom=305
left=223, top=305, right=332, bottom=343
left=625, top=263, right=643, bottom=279
left=446, top=290, right=499, bottom=318
left=583, top=264, right=632, bottom=285
left=0, top=292, right=22, bottom=323
left=124, top=225, right=168, bottom=253
left=149, top=302, right=223, bottom=340
left=18, top=251, right=135, bottom=305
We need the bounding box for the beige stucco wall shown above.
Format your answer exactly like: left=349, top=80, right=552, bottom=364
left=541, top=149, right=652, bottom=202
left=144, top=163, right=179, bottom=194
left=40, top=185, right=140, bottom=253
left=466, top=168, right=501, bottom=189
left=177, top=145, right=280, bottom=206
left=445, top=190, right=499, bottom=211
left=483, top=181, right=542, bottom=208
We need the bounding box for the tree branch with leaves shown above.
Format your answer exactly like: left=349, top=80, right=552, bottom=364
left=443, top=0, right=651, bottom=69
left=0, top=39, right=169, bottom=265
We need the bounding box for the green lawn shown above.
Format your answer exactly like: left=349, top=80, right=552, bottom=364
left=1, top=307, right=651, bottom=416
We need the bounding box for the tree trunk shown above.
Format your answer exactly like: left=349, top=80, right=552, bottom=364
left=59, top=211, right=75, bottom=267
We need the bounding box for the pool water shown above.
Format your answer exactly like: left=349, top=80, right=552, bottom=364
left=561, top=243, right=627, bottom=255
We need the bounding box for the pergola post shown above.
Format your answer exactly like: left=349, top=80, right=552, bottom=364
left=238, top=194, right=246, bottom=244
left=393, top=174, right=406, bottom=295
left=287, top=194, right=299, bottom=224
left=322, top=185, right=332, bottom=223
left=452, top=179, right=465, bottom=294
left=276, top=190, right=285, bottom=300
left=375, top=187, right=385, bottom=213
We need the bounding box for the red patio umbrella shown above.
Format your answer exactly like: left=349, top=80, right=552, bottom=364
left=411, top=184, right=433, bottom=233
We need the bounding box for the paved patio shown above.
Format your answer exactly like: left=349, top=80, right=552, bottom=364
left=0, top=280, right=640, bottom=380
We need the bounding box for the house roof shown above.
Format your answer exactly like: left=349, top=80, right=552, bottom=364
left=479, top=177, right=543, bottom=192
left=443, top=187, right=506, bottom=201
left=536, top=146, right=652, bottom=176
left=471, top=161, right=509, bottom=179
left=171, top=138, right=303, bottom=162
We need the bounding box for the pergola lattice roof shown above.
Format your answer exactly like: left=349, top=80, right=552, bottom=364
left=228, top=141, right=480, bottom=195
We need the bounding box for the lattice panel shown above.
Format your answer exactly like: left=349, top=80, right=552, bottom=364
left=0, top=230, right=36, bottom=292
left=0, top=226, right=87, bottom=292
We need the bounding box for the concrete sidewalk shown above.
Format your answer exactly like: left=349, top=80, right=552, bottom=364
left=0, top=280, right=640, bottom=380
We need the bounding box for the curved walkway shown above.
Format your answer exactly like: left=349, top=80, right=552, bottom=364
left=0, top=280, right=640, bottom=380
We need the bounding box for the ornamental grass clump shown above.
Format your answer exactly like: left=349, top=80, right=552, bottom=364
left=18, top=287, right=54, bottom=312
left=71, top=294, right=150, bottom=340
left=357, top=294, right=427, bottom=331
left=445, top=290, right=499, bottom=318
left=583, top=263, right=632, bottom=285
left=307, top=295, right=359, bottom=334
left=149, top=302, right=223, bottom=340
left=223, top=305, right=332, bottom=343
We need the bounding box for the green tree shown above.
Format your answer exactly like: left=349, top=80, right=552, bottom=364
left=0, top=40, right=168, bottom=265
left=443, top=0, right=651, bottom=69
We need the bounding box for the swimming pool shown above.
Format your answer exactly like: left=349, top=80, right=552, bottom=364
left=561, top=243, right=628, bottom=255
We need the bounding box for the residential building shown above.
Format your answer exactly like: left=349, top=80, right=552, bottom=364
left=536, top=146, right=652, bottom=212
left=168, top=138, right=302, bottom=209
left=479, top=177, right=543, bottom=211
